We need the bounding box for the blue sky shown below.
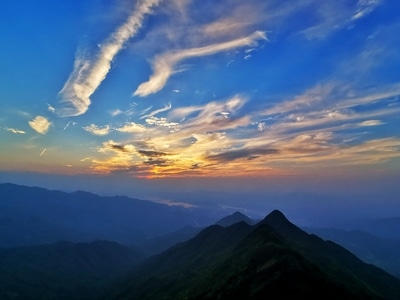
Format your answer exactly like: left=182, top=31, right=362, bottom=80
left=1, top=0, right=400, bottom=219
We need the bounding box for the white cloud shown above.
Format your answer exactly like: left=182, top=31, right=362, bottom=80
left=133, top=31, right=267, bottom=97
left=359, top=120, right=384, bottom=126
left=57, top=0, right=162, bottom=117
left=110, top=109, right=124, bottom=117
left=6, top=128, right=26, bottom=134
left=116, top=122, right=147, bottom=133
left=29, top=116, right=51, bottom=134
left=257, top=122, right=266, bottom=132
left=145, top=116, right=180, bottom=131
left=83, top=124, right=111, bottom=136
left=47, top=103, right=55, bottom=113
left=352, top=0, right=382, bottom=20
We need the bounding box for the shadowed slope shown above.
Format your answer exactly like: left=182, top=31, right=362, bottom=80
left=261, top=210, right=400, bottom=299
left=106, top=210, right=400, bottom=300
left=0, top=241, right=144, bottom=300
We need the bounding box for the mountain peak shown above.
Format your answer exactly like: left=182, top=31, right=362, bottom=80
left=264, top=209, right=289, bottom=224
left=259, top=209, right=307, bottom=241
left=215, top=211, right=254, bottom=227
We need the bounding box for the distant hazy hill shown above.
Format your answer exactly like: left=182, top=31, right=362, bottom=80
left=215, top=211, right=255, bottom=227
left=0, top=183, right=217, bottom=247
left=0, top=240, right=144, bottom=300
left=106, top=210, right=400, bottom=300
left=356, top=217, right=400, bottom=240
left=305, top=227, right=400, bottom=279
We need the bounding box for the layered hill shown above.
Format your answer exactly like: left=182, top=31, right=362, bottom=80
left=108, top=210, right=400, bottom=300
left=0, top=183, right=216, bottom=247
left=305, top=227, right=400, bottom=278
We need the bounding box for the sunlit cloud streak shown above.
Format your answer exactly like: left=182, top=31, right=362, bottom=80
left=88, top=81, right=400, bottom=177
left=57, top=0, right=161, bottom=117
left=110, top=102, right=137, bottom=117
left=359, top=120, right=384, bottom=127
left=83, top=124, right=111, bottom=136
left=352, top=0, right=382, bottom=20
left=133, top=31, right=267, bottom=97
left=47, top=104, right=55, bottom=113
left=63, top=121, right=77, bottom=131
left=140, top=103, right=172, bottom=119
left=28, top=116, right=51, bottom=135
left=146, top=197, right=195, bottom=208
left=261, top=83, right=400, bottom=132
left=39, top=148, right=47, bottom=157
left=201, top=17, right=253, bottom=38
left=6, top=128, right=26, bottom=134
left=145, top=116, right=180, bottom=131
left=116, top=122, right=147, bottom=133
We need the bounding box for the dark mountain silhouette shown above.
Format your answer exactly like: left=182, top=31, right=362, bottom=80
left=105, top=210, right=400, bottom=299
left=215, top=211, right=255, bottom=227
left=0, top=240, right=144, bottom=300
left=138, top=211, right=254, bottom=256
left=0, top=183, right=216, bottom=247
left=261, top=210, right=400, bottom=298
left=305, top=227, right=400, bottom=278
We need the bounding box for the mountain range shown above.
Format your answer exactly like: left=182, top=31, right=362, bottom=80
left=1, top=183, right=400, bottom=299
left=0, top=183, right=218, bottom=247
left=107, top=210, right=400, bottom=300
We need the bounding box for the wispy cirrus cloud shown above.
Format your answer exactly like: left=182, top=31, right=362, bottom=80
left=68, top=0, right=399, bottom=178
left=140, top=103, right=172, bottom=119
left=261, top=82, right=400, bottom=133
left=298, top=0, right=382, bottom=40
left=133, top=31, right=267, bottom=97
left=57, top=0, right=162, bottom=117
left=29, top=116, right=51, bottom=134
left=352, top=0, right=382, bottom=20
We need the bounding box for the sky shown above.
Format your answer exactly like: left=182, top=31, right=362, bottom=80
left=1, top=0, right=400, bottom=222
